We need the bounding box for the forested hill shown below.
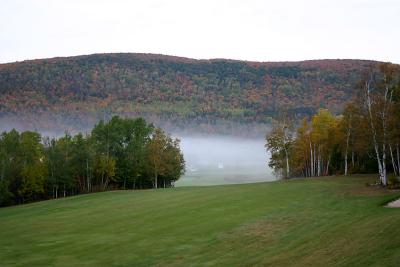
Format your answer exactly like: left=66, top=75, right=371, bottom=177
left=0, top=53, right=379, bottom=136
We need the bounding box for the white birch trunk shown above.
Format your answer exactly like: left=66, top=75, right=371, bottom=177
left=314, top=144, right=317, bottom=177
left=344, top=149, right=348, bottom=176
left=397, top=144, right=400, bottom=177
left=380, top=75, right=392, bottom=186
left=389, top=144, right=398, bottom=176
left=344, top=117, right=351, bottom=176
left=317, top=146, right=321, bottom=177
left=365, top=80, right=385, bottom=185
left=310, top=141, right=314, bottom=177
left=382, top=143, right=387, bottom=186
left=154, top=164, right=158, bottom=189
left=326, top=156, right=330, bottom=176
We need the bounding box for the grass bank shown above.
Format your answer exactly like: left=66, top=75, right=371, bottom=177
left=0, top=175, right=399, bottom=266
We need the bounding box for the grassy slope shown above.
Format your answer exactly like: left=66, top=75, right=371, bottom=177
left=0, top=175, right=399, bottom=267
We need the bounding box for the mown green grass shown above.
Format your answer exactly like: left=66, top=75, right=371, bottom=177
left=0, top=175, right=399, bottom=266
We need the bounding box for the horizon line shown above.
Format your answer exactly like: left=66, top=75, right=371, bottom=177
left=0, top=52, right=395, bottom=65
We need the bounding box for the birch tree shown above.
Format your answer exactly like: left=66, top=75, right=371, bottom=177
left=265, top=119, right=294, bottom=178
left=360, top=64, right=399, bottom=185
left=339, top=103, right=359, bottom=176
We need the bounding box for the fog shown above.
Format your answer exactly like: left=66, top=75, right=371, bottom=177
left=175, top=135, right=275, bottom=186
left=0, top=120, right=276, bottom=186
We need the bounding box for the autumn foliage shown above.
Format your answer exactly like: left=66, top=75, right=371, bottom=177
left=0, top=53, right=379, bottom=135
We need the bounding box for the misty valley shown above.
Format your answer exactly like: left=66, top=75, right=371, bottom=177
left=1, top=1, right=400, bottom=266
left=176, top=136, right=274, bottom=186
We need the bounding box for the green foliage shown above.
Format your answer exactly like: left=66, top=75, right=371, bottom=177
left=146, top=128, right=185, bottom=188
left=265, top=117, right=294, bottom=178
left=95, top=155, right=116, bottom=189
left=0, top=180, right=13, bottom=206
left=0, top=116, right=185, bottom=207
left=18, top=163, right=47, bottom=201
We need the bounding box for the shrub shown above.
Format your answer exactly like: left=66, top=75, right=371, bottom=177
left=388, top=174, right=400, bottom=189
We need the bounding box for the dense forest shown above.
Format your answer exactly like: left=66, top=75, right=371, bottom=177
left=0, top=116, right=185, bottom=207
left=266, top=63, right=400, bottom=186
left=0, top=53, right=379, bottom=136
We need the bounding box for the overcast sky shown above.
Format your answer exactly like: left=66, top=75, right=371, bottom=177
left=1, top=0, right=399, bottom=64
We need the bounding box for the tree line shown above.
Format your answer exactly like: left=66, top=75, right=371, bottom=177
left=0, top=116, right=185, bottom=206
left=266, top=63, right=400, bottom=186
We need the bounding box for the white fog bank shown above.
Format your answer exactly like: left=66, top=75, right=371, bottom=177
left=175, top=136, right=275, bottom=186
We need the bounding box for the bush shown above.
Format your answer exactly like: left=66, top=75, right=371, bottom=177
left=388, top=174, right=400, bottom=189
left=0, top=180, right=14, bottom=206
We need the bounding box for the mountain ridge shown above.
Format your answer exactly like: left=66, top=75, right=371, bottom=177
left=0, top=52, right=380, bottom=67
left=0, top=53, right=385, bottom=136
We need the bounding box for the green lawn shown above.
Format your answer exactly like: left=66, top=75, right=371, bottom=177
left=176, top=166, right=275, bottom=186
left=0, top=175, right=400, bottom=266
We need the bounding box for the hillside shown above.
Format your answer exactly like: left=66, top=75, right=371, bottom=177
left=0, top=54, right=379, bottom=135
left=0, top=176, right=399, bottom=266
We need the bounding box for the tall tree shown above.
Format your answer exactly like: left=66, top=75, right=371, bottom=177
left=70, top=133, right=94, bottom=192
left=265, top=118, right=294, bottom=178
left=310, top=109, right=338, bottom=176
left=146, top=128, right=185, bottom=188
left=0, top=129, right=20, bottom=205
left=125, top=118, right=154, bottom=189
left=17, top=131, right=47, bottom=202
left=359, top=64, right=399, bottom=185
